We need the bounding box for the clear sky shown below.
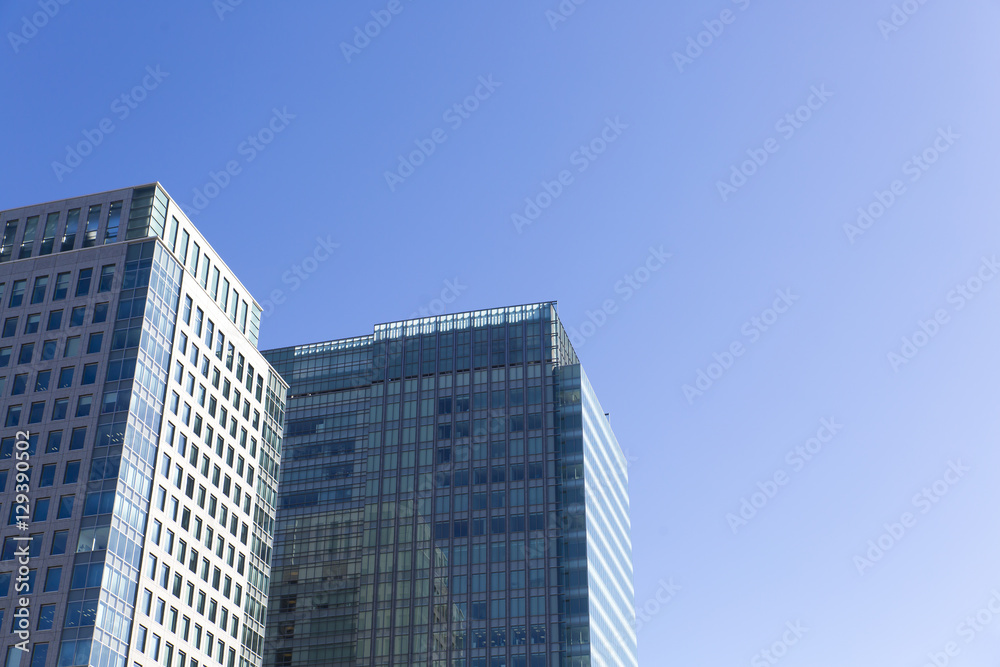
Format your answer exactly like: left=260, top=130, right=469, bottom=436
left=3, top=1, right=1000, bottom=664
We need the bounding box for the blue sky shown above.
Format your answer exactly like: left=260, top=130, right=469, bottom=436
left=3, top=1, right=1000, bottom=664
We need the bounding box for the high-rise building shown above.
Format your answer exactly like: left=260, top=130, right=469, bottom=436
left=0, top=185, right=287, bottom=667
left=262, top=303, right=637, bottom=667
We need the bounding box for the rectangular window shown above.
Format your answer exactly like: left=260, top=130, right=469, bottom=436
left=33, top=497, right=49, bottom=521
left=83, top=204, right=101, bottom=247
left=75, top=268, right=93, bottom=297
left=57, top=496, right=74, bottom=519
left=64, top=336, right=80, bottom=357
left=93, top=302, right=108, bottom=323
left=53, top=272, right=70, bottom=300
left=104, top=201, right=123, bottom=243
left=61, top=208, right=81, bottom=250
left=0, top=220, right=18, bottom=262
left=30, top=276, right=48, bottom=304
left=51, top=398, right=68, bottom=420
left=1, top=318, right=16, bottom=337
left=70, top=306, right=86, bottom=326
left=35, top=370, right=51, bottom=392
left=43, top=566, right=61, bottom=590
left=9, top=279, right=25, bottom=307
left=76, top=395, right=92, bottom=418
left=24, top=314, right=39, bottom=334
left=98, top=265, right=114, bottom=292
left=87, top=332, right=103, bottom=354
left=39, top=212, right=60, bottom=255
left=82, top=363, right=98, bottom=384
left=19, top=215, right=39, bottom=258
left=47, top=310, right=62, bottom=331
left=179, top=229, right=190, bottom=264
left=67, top=427, right=84, bottom=450
left=190, top=242, right=200, bottom=276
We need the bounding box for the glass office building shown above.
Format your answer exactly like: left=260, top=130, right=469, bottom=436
left=0, top=185, right=287, bottom=667
left=262, top=304, right=637, bottom=667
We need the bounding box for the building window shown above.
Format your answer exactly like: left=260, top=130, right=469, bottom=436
left=93, top=303, right=109, bottom=323
left=30, top=276, right=48, bottom=304
left=57, top=496, right=74, bottom=520
left=53, top=272, right=70, bottom=300
left=104, top=202, right=123, bottom=244
left=60, top=208, right=80, bottom=252
left=17, top=343, right=33, bottom=365
left=64, top=337, right=80, bottom=357
left=83, top=205, right=102, bottom=248
left=9, top=279, right=26, bottom=307
left=43, top=565, right=62, bottom=590
left=27, top=401, right=45, bottom=424
left=19, top=216, right=38, bottom=258
left=75, top=395, right=92, bottom=418
left=75, top=268, right=92, bottom=297
left=51, top=398, right=68, bottom=420
left=87, top=333, right=103, bottom=354
left=0, top=220, right=18, bottom=262
left=98, top=265, right=115, bottom=292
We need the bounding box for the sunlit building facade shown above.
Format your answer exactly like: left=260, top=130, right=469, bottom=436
left=262, top=303, right=636, bottom=667
left=0, top=185, right=286, bottom=667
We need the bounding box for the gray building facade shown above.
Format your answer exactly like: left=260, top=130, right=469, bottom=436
left=262, top=304, right=637, bottom=667
left=0, top=185, right=286, bottom=667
